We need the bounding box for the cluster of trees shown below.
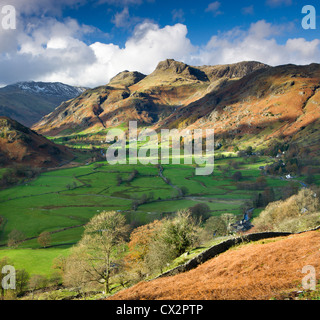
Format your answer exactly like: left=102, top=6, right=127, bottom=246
left=234, top=141, right=314, bottom=176
left=236, top=176, right=268, bottom=191
left=7, top=230, right=26, bottom=248
left=60, top=210, right=201, bottom=294
left=264, top=159, right=300, bottom=176
left=253, top=187, right=320, bottom=233
left=241, top=180, right=301, bottom=212
left=252, top=187, right=275, bottom=208
left=216, top=160, right=245, bottom=178
left=53, top=208, right=234, bottom=296
left=236, top=146, right=255, bottom=157
left=201, top=214, right=236, bottom=241
left=0, top=165, right=40, bottom=189
left=7, top=230, right=51, bottom=248
left=265, top=141, right=289, bottom=158
left=5, top=183, right=320, bottom=299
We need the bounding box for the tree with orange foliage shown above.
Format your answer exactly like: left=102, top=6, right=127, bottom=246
left=125, top=220, right=162, bottom=279
left=37, top=231, right=51, bottom=248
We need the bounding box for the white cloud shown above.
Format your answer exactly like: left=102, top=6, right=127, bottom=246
left=249, top=20, right=278, bottom=39
left=0, top=16, right=97, bottom=85
left=192, top=20, right=320, bottom=67
left=0, top=10, right=320, bottom=89
left=172, top=9, right=185, bottom=23
left=286, top=38, right=320, bottom=60
left=112, top=7, right=131, bottom=28
left=82, top=22, right=195, bottom=87
left=111, top=6, right=146, bottom=29
left=0, top=18, right=194, bottom=87
left=205, top=2, right=223, bottom=16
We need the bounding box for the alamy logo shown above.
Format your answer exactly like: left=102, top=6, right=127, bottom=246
left=105, top=121, right=215, bottom=176
left=302, top=5, right=316, bottom=30
left=302, top=265, right=316, bottom=291
left=1, top=5, right=16, bottom=30
left=1, top=265, right=16, bottom=290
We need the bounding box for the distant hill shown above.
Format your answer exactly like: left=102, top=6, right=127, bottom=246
left=0, top=116, right=73, bottom=167
left=0, top=81, right=86, bottom=127
left=32, top=60, right=320, bottom=156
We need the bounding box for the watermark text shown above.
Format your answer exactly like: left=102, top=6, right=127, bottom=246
left=1, top=5, right=16, bottom=30
left=302, top=265, right=316, bottom=291
left=302, top=5, right=316, bottom=30
left=105, top=121, right=215, bottom=176
left=1, top=265, right=16, bottom=290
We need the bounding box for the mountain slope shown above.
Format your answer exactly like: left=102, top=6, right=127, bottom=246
left=110, top=230, right=320, bottom=300
left=0, top=116, right=73, bottom=167
left=0, top=81, right=86, bottom=127
left=32, top=60, right=269, bottom=136
left=32, top=60, right=320, bottom=156
left=158, top=63, right=320, bottom=152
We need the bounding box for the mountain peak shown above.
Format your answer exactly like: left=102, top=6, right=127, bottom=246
left=10, top=81, right=86, bottom=97
left=109, top=70, right=146, bottom=87
left=155, top=59, right=188, bottom=72
left=152, top=59, right=209, bottom=82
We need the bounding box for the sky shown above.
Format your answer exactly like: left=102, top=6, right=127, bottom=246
left=0, top=0, right=319, bottom=88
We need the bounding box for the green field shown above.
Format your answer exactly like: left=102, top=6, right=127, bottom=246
left=0, top=248, right=70, bottom=276
left=0, top=156, right=295, bottom=276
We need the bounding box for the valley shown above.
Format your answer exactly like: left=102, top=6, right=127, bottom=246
left=0, top=59, right=320, bottom=300
left=0, top=153, right=312, bottom=284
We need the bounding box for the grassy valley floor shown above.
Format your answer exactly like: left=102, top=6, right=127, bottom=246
left=0, top=155, right=294, bottom=278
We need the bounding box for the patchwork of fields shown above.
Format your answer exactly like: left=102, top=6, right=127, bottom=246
left=0, top=156, right=292, bottom=276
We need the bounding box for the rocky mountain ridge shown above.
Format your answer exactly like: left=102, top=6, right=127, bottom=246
left=31, top=60, right=320, bottom=155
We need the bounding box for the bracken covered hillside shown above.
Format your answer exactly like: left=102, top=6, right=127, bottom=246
left=110, top=230, right=320, bottom=300
left=0, top=117, right=73, bottom=167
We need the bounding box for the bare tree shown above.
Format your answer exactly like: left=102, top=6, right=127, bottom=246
left=63, top=245, right=92, bottom=295
left=65, top=211, right=129, bottom=294
left=28, top=274, right=48, bottom=300
left=7, top=229, right=26, bottom=248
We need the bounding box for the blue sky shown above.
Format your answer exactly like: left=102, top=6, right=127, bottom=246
left=64, top=0, right=319, bottom=45
left=0, top=0, right=319, bottom=87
